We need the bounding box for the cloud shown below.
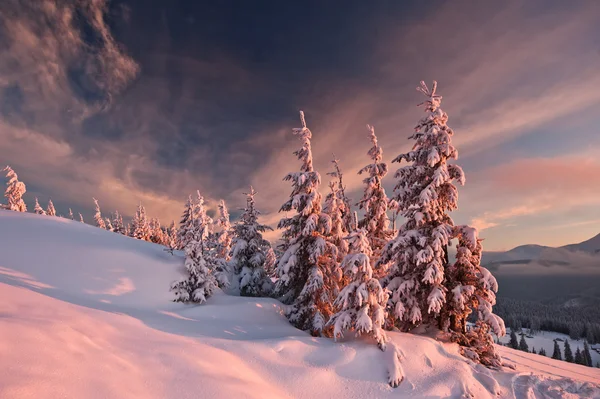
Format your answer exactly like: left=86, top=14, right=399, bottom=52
left=467, top=155, right=600, bottom=231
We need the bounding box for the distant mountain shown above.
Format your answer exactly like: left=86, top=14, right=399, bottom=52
left=481, top=233, right=600, bottom=275
left=561, top=233, right=600, bottom=254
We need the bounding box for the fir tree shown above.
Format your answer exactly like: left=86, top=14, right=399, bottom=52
left=519, top=334, right=529, bottom=352
left=329, top=227, right=388, bottom=350
left=34, top=198, right=46, bottom=215
left=564, top=339, right=574, bottom=363
left=380, top=81, right=505, bottom=364
left=112, top=211, right=125, bottom=234
left=357, top=125, right=393, bottom=265
left=275, top=111, right=338, bottom=336
left=574, top=347, right=584, bottom=365
left=170, top=192, right=217, bottom=303
left=583, top=341, right=593, bottom=367
left=149, top=217, right=164, bottom=244
left=178, top=195, right=195, bottom=250
left=323, top=180, right=349, bottom=261
left=105, top=217, right=114, bottom=232
left=46, top=199, right=56, bottom=216
left=133, top=203, right=151, bottom=241
left=3, top=166, right=27, bottom=212
left=68, top=208, right=74, bottom=220
left=213, top=199, right=233, bottom=288
left=164, top=220, right=178, bottom=254
left=327, top=155, right=353, bottom=232
left=79, top=213, right=85, bottom=223
left=93, top=198, right=106, bottom=229
left=229, top=187, right=274, bottom=297
left=509, top=330, right=519, bottom=349
left=552, top=340, right=562, bottom=360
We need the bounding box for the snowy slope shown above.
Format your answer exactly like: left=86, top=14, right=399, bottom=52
left=0, top=210, right=598, bottom=399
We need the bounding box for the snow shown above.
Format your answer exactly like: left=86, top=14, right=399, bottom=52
left=499, top=328, right=600, bottom=369
left=0, top=210, right=599, bottom=398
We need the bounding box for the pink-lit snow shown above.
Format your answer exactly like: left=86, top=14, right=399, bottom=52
left=0, top=210, right=598, bottom=398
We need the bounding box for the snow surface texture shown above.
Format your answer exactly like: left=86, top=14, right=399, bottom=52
left=0, top=210, right=598, bottom=399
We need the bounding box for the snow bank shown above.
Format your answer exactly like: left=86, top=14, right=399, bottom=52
left=0, top=211, right=598, bottom=398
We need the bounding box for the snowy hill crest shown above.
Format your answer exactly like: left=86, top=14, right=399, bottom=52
left=0, top=211, right=599, bottom=398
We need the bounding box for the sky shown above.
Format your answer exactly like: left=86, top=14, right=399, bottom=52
left=1, top=0, right=599, bottom=251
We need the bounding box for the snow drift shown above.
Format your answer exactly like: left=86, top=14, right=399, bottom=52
left=0, top=210, right=598, bottom=398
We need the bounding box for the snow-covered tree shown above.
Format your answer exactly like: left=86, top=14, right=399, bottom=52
left=379, top=81, right=504, bottom=367
left=229, top=187, right=274, bottom=297
left=329, top=227, right=388, bottom=350
left=327, top=155, right=353, bottom=232
left=68, top=208, right=74, bottom=220
left=357, top=125, right=393, bottom=265
left=149, top=217, right=164, bottom=244
left=274, top=111, right=339, bottom=336
left=105, top=217, right=114, bottom=232
left=132, top=203, right=151, bottom=241
left=3, top=166, right=27, bottom=212
left=445, top=225, right=505, bottom=367
left=170, top=192, right=217, bottom=303
left=112, top=211, right=125, bottom=234
left=177, top=195, right=195, bottom=250
left=93, top=198, right=106, bottom=229
left=213, top=199, right=233, bottom=288
left=79, top=213, right=84, bottom=223
left=164, top=220, right=178, bottom=254
left=46, top=199, right=56, bottom=216
left=34, top=198, right=46, bottom=215
left=323, top=180, right=349, bottom=260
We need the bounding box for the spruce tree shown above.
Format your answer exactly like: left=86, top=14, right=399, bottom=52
left=357, top=124, right=393, bottom=265
left=112, top=211, right=125, bottom=234
left=275, top=111, right=339, bottom=336
left=538, top=347, right=547, bottom=356
left=212, top=199, right=233, bottom=288
left=34, top=198, right=46, bottom=215
left=105, top=217, right=114, bottom=232
left=329, top=227, right=388, bottom=350
left=323, top=180, right=349, bottom=261
left=68, top=208, right=74, bottom=220
left=327, top=155, right=353, bottom=233
left=178, top=195, right=195, bottom=250
left=509, top=330, right=519, bottom=349
left=552, top=340, right=562, bottom=360
left=379, top=82, right=504, bottom=368
left=574, top=347, right=584, bottom=365
left=46, top=199, right=56, bottom=216
left=583, top=341, right=593, bottom=367
left=564, top=339, right=574, bottom=363
left=149, top=218, right=164, bottom=244
left=519, top=334, right=529, bottom=352
left=133, top=203, right=151, bottom=241
left=164, top=221, right=178, bottom=254
left=3, top=166, right=27, bottom=212
left=229, top=187, right=274, bottom=297
left=93, top=198, right=106, bottom=229
left=170, top=192, right=217, bottom=303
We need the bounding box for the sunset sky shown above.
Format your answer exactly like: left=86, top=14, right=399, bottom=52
left=1, top=0, right=599, bottom=251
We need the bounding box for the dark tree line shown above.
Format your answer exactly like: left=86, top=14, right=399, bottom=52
left=495, top=298, right=600, bottom=344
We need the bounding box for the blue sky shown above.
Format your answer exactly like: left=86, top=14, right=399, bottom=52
left=1, top=0, right=599, bottom=250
